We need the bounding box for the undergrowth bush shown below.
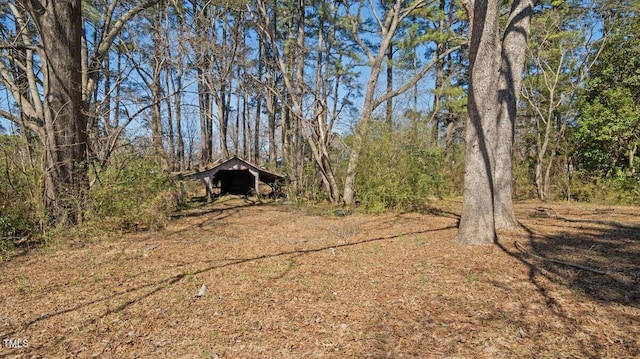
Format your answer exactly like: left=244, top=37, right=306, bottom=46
left=512, top=159, right=537, bottom=200
left=1, top=136, right=179, bottom=259
left=356, top=122, right=462, bottom=213
left=570, top=170, right=640, bottom=204
left=90, top=154, right=179, bottom=231
left=0, top=135, right=46, bottom=259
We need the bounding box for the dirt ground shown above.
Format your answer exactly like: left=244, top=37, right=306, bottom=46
left=1, top=198, right=639, bottom=358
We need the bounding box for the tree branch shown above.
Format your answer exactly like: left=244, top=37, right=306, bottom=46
left=85, top=0, right=162, bottom=99
left=0, top=44, right=39, bottom=51
left=29, top=0, right=46, bottom=15
left=373, top=44, right=463, bottom=109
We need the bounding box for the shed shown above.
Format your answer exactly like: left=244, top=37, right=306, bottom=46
left=176, top=156, right=284, bottom=198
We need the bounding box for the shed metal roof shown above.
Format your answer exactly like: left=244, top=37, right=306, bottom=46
left=174, top=156, right=284, bottom=184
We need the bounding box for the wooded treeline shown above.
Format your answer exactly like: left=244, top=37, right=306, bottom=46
left=0, top=0, right=638, bottom=244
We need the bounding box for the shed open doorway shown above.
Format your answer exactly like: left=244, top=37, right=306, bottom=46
left=175, top=156, right=284, bottom=200
left=215, top=169, right=256, bottom=195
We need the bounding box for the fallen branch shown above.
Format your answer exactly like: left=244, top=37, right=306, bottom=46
left=514, top=241, right=608, bottom=275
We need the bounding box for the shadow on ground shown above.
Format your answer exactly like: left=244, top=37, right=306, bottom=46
left=504, top=210, right=640, bottom=307
left=0, top=221, right=457, bottom=357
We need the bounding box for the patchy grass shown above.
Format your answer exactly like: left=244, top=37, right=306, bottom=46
left=1, top=199, right=639, bottom=358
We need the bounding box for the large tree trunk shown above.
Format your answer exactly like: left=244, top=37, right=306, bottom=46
left=457, top=0, right=532, bottom=244
left=456, top=0, right=501, bottom=245
left=29, top=0, right=89, bottom=224
left=493, top=0, right=532, bottom=229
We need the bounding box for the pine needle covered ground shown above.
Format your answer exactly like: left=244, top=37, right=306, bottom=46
left=1, top=199, right=639, bottom=358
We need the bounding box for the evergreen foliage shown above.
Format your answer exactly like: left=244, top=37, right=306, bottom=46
left=576, top=10, right=640, bottom=177
left=576, top=89, right=639, bottom=176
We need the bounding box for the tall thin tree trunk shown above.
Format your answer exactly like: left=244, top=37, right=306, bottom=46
left=267, top=96, right=277, bottom=166
left=280, top=99, right=289, bottom=166
left=198, top=71, right=211, bottom=164
left=630, top=144, right=637, bottom=175
left=218, top=89, right=230, bottom=159
left=254, top=42, right=263, bottom=163
left=386, top=44, right=393, bottom=127
left=293, top=0, right=305, bottom=192
left=175, top=73, right=185, bottom=171
left=267, top=70, right=277, bottom=165
left=165, top=71, right=176, bottom=170
left=150, top=67, right=166, bottom=164
left=543, top=147, right=555, bottom=199
left=243, top=90, right=249, bottom=159
left=234, top=83, right=240, bottom=156
left=114, top=43, right=123, bottom=131
left=149, top=17, right=167, bottom=168
left=431, top=0, right=446, bottom=146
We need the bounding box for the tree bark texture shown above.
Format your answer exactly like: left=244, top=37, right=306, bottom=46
left=457, top=0, right=532, bottom=244
left=27, top=0, right=89, bottom=224
left=456, top=0, right=501, bottom=245
left=494, top=0, right=532, bottom=229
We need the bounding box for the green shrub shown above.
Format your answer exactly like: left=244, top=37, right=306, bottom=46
left=610, top=171, right=640, bottom=204
left=512, top=159, right=537, bottom=200
left=355, top=121, right=459, bottom=213
left=569, top=170, right=640, bottom=204
left=90, top=155, right=178, bottom=231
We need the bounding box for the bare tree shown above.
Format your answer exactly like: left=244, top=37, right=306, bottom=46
left=521, top=3, right=605, bottom=200
left=252, top=0, right=362, bottom=203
